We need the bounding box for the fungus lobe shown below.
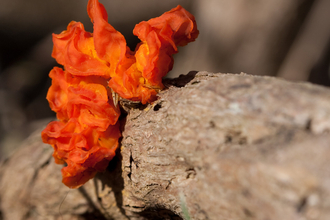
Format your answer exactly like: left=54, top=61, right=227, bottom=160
left=42, top=0, right=198, bottom=188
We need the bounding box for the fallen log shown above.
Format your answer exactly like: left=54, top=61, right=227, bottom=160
left=1, top=71, right=330, bottom=220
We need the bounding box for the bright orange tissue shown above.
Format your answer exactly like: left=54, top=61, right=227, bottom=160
left=42, top=0, right=198, bottom=188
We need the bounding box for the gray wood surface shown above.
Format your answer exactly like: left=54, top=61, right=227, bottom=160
left=1, top=71, right=330, bottom=220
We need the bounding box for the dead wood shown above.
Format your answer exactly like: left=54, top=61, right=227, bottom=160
left=1, top=71, right=330, bottom=220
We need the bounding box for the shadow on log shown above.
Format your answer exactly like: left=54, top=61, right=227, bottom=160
left=1, top=71, right=330, bottom=220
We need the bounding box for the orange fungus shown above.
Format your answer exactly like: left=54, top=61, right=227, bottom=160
left=41, top=0, right=198, bottom=188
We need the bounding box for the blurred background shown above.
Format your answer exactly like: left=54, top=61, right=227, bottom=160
left=0, top=0, right=329, bottom=160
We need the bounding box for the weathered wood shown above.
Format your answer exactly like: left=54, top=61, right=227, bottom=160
left=1, top=71, right=330, bottom=220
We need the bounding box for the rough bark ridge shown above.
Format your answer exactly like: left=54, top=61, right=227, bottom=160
left=1, top=71, right=330, bottom=220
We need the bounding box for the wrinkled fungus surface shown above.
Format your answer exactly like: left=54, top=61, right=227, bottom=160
left=42, top=0, right=198, bottom=188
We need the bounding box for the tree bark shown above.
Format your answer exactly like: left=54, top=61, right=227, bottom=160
left=1, top=71, right=330, bottom=220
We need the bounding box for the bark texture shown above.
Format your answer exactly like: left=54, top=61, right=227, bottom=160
left=1, top=71, right=330, bottom=220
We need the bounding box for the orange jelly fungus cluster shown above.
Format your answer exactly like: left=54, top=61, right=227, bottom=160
left=41, top=0, right=199, bottom=188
